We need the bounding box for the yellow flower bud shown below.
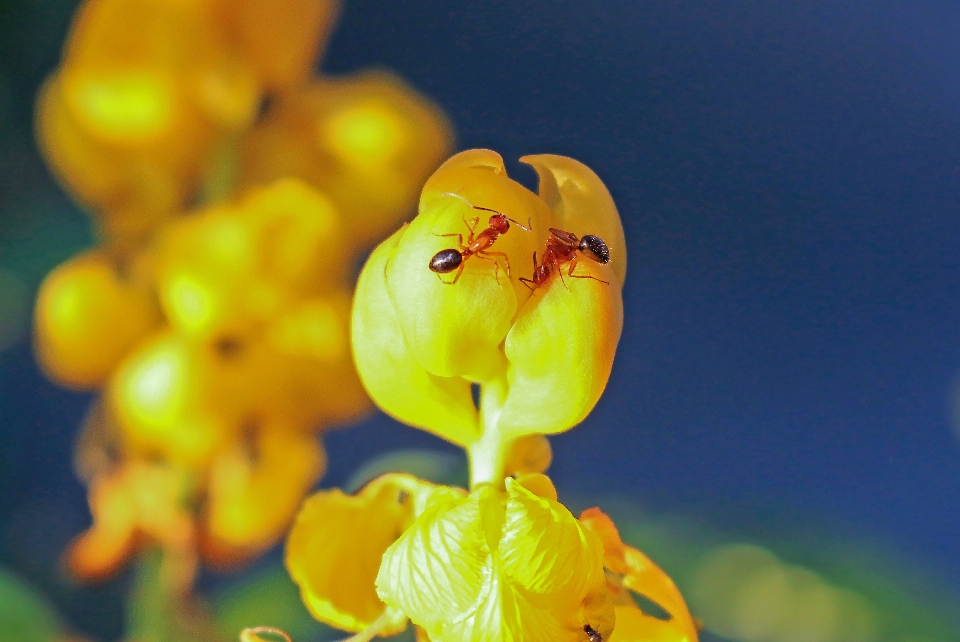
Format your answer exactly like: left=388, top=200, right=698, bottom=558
left=36, top=0, right=271, bottom=236
left=351, top=150, right=624, bottom=483
left=239, top=71, right=453, bottom=248
left=34, top=249, right=161, bottom=389
left=376, top=476, right=615, bottom=642
left=202, top=423, right=325, bottom=565
left=286, top=474, right=460, bottom=634
left=221, top=0, right=341, bottom=90
left=251, top=293, right=371, bottom=427
left=154, top=179, right=344, bottom=341
left=36, top=74, right=189, bottom=238
left=107, top=331, right=242, bottom=468
left=504, top=434, right=553, bottom=477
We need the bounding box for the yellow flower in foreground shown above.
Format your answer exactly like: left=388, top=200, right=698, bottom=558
left=286, top=474, right=459, bottom=634
left=352, top=149, right=625, bottom=484
left=580, top=508, right=699, bottom=642
left=377, top=475, right=614, bottom=642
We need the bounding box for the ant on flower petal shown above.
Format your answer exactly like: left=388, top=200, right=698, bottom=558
left=518, top=228, right=611, bottom=290
left=583, top=623, right=603, bottom=642
left=428, top=192, right=531, bottom=285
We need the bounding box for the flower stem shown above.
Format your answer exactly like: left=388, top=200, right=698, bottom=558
left=468, top=376, right=512, bottom=489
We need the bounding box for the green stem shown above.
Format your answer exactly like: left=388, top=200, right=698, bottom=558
left=467, top=376, right=512, bottom=489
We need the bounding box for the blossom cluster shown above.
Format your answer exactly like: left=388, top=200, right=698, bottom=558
left=33, top=0, right=452, bottom=579
left=284, top=150, right=700, bottom=642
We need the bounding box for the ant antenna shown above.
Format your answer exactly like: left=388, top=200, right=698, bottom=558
left=439, top=192, right=532, bottom=231
left=439, top=191, right=474, bottom=208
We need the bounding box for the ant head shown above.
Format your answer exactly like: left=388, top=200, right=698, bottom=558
left=489, top=214, right=511, bottom=234
left=578, top=235, right=610, bottom=264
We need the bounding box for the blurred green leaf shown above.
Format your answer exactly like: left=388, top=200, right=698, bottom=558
left=214, top=565, right=329, bottom=642
left=344, top=449, right=467, bottom=493
left=0, top=567, right=62, bottom=642
left=569, top=498, right=960, bottom=642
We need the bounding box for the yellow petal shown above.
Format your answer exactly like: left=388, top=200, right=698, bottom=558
left=376, top=477, right=614, bottom=642
left=352, top=228, right=479, bottom=446
left=520, top=154, right=627, bottom=287
left=622, top=547, right=699, bottom=642
left=384, top=151, right=551, bottom=382
left=497, top=258, right=623, bottom=436
left=608, top=604, right=697, bottom=642
left=580, top=508, right=699, bottom=642
left=286, top=474, right=453, bottom=634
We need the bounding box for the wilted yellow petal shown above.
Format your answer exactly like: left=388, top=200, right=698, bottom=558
left=352, top=228, right=479, bottom=446
left=376, top=477, right=614, bottom=642
left=66, top=460, right=194, bottom=581
left=608, top=604, right=696, bottom=642
left=497, top=258, right=623, bottom=436
left=580, top=508, right=699, bottom=642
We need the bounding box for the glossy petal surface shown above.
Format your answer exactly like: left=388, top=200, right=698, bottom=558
left=377, top=477, right=614, bottom=642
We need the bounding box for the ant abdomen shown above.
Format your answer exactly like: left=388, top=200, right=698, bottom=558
left=429, top=248, right=463, bottom=274
left=578, top=235, right=611, bottom=264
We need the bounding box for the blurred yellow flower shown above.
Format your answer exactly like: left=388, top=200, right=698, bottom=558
left=239, top=71, right=454, bottom=248
left=34, top=249, right=160, bottom=389
left=201, top=423, right=326, bottom=565
left=35, top=0, right=342, bottom=241
left=67, top=459, right=195, bottom=581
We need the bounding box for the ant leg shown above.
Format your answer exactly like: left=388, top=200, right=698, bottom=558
left=437, top=261, right=466, bottom=285
left=479, top=250, right=511, bottom=278
left=557, top=264, right=569, bottom=290
left=475, top=254, right=504, bottom=285
left=567, top=256, right=609, bottom=284
left=463, top=216, right=480, bottom=235
left=431, top=232, right=468, bottom=252
left=568, top=273, right=610, bottom=284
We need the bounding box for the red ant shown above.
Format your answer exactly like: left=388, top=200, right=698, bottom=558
left=583, top=624, right=603, bottom=642
left=428, top=192, right=531, bottom=285
left=518, top=228, right=611, bottom=290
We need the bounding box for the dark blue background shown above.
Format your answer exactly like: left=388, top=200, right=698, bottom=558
left=2, top=0, right=960, bottom=636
